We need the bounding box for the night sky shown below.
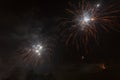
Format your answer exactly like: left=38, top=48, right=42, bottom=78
left=0, top=0, right=120, bottom=80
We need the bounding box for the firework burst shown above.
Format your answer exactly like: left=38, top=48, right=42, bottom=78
left=59, top=0, right=120, bottom=49
left=16, top=36, right=55, bottom=67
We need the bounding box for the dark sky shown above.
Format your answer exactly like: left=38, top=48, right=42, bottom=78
left=0, top=0, right=120, bottom=80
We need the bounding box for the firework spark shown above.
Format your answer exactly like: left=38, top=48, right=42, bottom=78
left=96, top=4, right=100, bottom=8
left=59, top=0, right=120, bottom=49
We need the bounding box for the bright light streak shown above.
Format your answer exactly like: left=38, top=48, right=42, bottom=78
left=83, top=16, right=90, bottom=23
left=80, top=13, right=91, bottom=26
left=79, top=13, right=96, bottom=30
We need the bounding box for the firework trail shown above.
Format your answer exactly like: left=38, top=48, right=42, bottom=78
left=58, top=0, right=120, bottom=49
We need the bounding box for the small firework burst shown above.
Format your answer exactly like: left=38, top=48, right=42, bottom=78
left=59, top=0, right=120, bottom=49
left=16, top=37, right=55, bottom=67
